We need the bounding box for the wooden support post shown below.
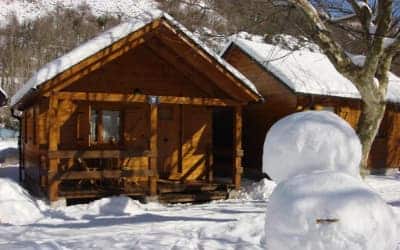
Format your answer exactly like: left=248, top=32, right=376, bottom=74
left=206, top=145, right=213, bottom=182
left=233, top=106, right=243, bottom=190
left=19, top=114, right=25, bottom=184
left=178, top=105, right=183, bottom=174
left=149, top=101, right=159, bottom=196
left=48, top=96, right=60, bottom=202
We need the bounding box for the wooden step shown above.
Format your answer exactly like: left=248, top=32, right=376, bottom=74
left=59, top=189, right=146, bottom=199
left=157, top=181, right=231, bottom=194
left=158, top=190, right=228, bottom=203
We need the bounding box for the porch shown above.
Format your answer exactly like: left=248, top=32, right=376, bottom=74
left=42, top=148, right=236, bottom=203
left=40, top=92, right=243, bottom=203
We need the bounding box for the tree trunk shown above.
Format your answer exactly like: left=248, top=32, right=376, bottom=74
left=357, top=99, right=386, bottom=175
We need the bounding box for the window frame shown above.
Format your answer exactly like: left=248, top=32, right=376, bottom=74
left=89, top=105, right=123, bottom=147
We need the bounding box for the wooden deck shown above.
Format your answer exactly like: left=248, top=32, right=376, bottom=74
left=58, top=179, right=233, bottom=203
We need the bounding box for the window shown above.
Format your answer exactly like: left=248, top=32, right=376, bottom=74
left=321, top=106, right=335, bottom=113
left=312, top=105, right=335, bottom=113
left=90, top=110, right=98, bottom=144
left=102, top=110, right=120, bottom=143
left=90, top=109, right=121, bottom=145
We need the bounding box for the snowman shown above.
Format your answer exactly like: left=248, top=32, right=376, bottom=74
left=262, top=111, right=398, bottom=250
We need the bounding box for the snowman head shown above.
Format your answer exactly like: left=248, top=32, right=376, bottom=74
left=262, top=111, right=362, bottom=182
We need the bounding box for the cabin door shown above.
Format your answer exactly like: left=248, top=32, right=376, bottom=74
left=158, top=105, right=212, bottom=181
left=179, top=106, right=212, bottom=181
left=158, top=105, right=180, bottom=179
left=123, top=104, right=150, bottom=183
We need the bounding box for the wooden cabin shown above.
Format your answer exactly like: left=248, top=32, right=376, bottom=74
left=222, top=37, right=400, bottom=177
left=10, top=12, right=261, bottom=203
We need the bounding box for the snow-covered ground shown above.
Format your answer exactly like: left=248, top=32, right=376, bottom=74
left=0, top=138, right=399, bottom=249
left=0, top=139, right=17, bottom=151
left=0, top=165, right=398, bottom=249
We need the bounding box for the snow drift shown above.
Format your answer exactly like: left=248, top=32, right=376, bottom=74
left=57, top=196, right=155, bottom=220
left=265, top=171, right=398, bottom=250
left=238, top=179, right=277, bottom=200
left=262, top=111, right=362, bottom=182
left=0, top=178, right=43, bottom=225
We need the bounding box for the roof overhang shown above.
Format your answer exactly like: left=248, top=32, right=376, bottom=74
left=222, top=37, right=400, bottom=104
left=11, top=12, right=262, bottom=111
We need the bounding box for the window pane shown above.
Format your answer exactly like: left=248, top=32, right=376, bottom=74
left=321, top=106, right=335, bottom=112
left=90, top=109, right=98, bottom=144
left=102, top=110, right=120, bottom=143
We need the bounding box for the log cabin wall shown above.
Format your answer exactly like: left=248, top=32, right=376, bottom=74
left=65, top=41, right=230, bottom=99
left=223, top=46, right=297, bottom=176
left=20, top=98, right=49, bottom=195
left=15, top=17, right=263, bottom=202
left=386, top=106, right=400, bottom=168
left=223, top=45, right=400, bottom=176
left=57, top=43, right=217, bottom=183
left=19, top=37, right=240, bottom=201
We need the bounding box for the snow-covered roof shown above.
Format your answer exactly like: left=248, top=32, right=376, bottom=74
left=222, top=38, right=400, bottom=103
left=11, top=10, right=260, bottom=107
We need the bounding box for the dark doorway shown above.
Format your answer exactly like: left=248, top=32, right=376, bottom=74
left=212, top=107, right=233, bottom=177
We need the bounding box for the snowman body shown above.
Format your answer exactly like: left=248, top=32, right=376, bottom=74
left=263, top=111, right=398, bottom=250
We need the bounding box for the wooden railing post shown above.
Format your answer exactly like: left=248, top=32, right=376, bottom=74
left=206, top=144, right=213, bottom=182
left=149, top=97, right=159, bottom=197
left=48, top=96, right=60, bottom=202
left=233, top=106, right=243, bottom=190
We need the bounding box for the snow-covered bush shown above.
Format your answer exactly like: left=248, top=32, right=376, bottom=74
left=237, top=178, right=277, bottom=200
left=0, top=178, right=43, bottom=225
left=262, top=111, right=362, bottom=182
left=265, top=171, right=398, bottom=250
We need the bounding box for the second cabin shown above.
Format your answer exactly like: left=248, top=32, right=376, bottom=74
left=222, top=37, right=400, bottom=177
left=11, top=12, right=261, bottom=203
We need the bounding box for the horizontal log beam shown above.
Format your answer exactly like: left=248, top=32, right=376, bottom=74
left=60, top=169, right=153, bottom=180
left=48, top=149, right=151, bottom=159
left=54, top=91, right=240, bottom=106
left=160, top=95, right=238, bottom=106
left=59, top=189, right=147, bottom=199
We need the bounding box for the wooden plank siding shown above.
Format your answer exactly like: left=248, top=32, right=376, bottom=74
left=233, top=106, right=243, bottom=189
left=158, top=21, right=259, bottom=102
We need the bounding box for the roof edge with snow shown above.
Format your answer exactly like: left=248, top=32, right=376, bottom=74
left=11, top=11, right=261, bottom=108
left=222, top=37, right=400, bottom=104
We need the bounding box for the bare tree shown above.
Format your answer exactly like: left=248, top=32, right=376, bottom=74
left=188, top=0, right=399, bottom=173
left=0, top=4, right=120, bottom=129
left=286, top=0, right=399, bottom=173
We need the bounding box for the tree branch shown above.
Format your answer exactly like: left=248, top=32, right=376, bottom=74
left=362, top=0, right=393, bottom=79
left=289, top=0, right=361, bottom=81
left=384, top=33, right=400, bottom=55
left=376, top=52, right=393, bottom=99
left=346, top=0, right=372, bottom=43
